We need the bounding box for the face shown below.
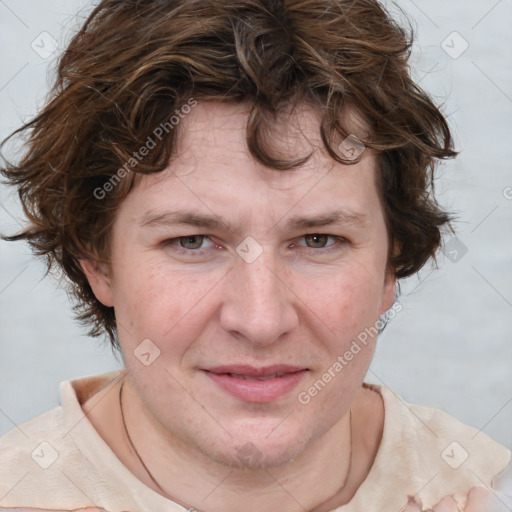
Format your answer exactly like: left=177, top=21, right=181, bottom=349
left=85, top=101, right=395, bottom=469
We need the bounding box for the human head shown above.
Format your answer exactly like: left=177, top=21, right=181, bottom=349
left=1, top=0, right=455, bottom=348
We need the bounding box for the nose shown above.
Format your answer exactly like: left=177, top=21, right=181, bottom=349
left=219, top=247, right=299, bottom=347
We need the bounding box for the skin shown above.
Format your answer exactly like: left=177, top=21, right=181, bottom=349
left=76, top=101, right=502, bottom=512
left=80, top=101, right=394, bottom=511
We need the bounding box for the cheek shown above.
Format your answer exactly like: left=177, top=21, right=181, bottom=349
left=298, top=270, right=381, bottom=406
left=296, top=263, right=385, bottom=337
left=111, top=258, right=219, bottom=351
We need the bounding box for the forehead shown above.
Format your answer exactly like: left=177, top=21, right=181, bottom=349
left=173, top=101, right=371, bottom=172
left=124, top=101, right=383, bottom=233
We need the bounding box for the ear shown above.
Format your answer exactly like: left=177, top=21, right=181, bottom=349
left=379, top=270, right=397, bottom=316
left=379, top=240, right=399, bottom=315
left=79, top=258, right=114, bottom=307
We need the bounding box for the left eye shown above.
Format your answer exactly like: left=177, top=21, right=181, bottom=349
left=177, top=235, right=208, bottom=250
left=300, top=234, right=338, bottom=249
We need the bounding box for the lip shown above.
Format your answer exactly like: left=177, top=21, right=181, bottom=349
left=202, top=365, right=308, bottom=403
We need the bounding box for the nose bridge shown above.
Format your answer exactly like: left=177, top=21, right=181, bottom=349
left=243, top=250, right=282, bottom=308
left=220, top=246, right=297, bottom=344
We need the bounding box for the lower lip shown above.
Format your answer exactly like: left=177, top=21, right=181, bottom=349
left=203, top=370, right=308, bottom=403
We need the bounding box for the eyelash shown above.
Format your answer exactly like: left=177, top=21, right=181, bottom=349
left=162, top=234, right=348, bottom=256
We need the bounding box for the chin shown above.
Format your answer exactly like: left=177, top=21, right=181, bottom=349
left=199, top=422, right=314, bottom=470
left=212, top=443, right=306, bottom=470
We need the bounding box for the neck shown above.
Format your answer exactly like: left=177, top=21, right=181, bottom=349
left=113, top=376, right=382, bottom=512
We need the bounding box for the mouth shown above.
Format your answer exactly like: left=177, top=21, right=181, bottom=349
left=202, top=365, right=308, bottom=403
left=223, top=372, right=289, bottom=380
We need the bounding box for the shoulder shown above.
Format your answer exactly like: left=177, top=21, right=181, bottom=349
left=0, top=405, right=85, bottom=505
left=0, top=403, right=71, bottom=460
left=383, top=387, right=510, bottom=464
left=0, top=372, right=127, bottom=509
left=376, top=385, right=511, bottom=509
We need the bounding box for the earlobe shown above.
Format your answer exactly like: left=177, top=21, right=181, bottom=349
left=79, top=258, right=115, bottom=307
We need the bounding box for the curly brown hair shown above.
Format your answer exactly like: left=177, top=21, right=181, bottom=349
left=1, top=0, right=456, bottom=348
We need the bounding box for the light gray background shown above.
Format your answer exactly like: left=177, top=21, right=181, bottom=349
left=0, top=1, right=511, bottom=448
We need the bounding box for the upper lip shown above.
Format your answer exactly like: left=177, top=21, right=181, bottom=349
left=204, top=365, right=307, bottom=377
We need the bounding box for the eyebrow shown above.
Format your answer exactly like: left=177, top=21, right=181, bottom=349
left=139, top=208, right=370, bottom=233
